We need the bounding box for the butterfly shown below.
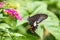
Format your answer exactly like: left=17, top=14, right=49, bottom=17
left=28, top=14, right=48, bottom=33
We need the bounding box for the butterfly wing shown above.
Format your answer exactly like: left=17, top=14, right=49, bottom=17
left=36, top=14, right=48, bottom=24
left=28, top=14, right=48, bottom=33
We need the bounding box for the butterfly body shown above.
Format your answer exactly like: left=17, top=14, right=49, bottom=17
left=28, top=14, right=48, bottom=33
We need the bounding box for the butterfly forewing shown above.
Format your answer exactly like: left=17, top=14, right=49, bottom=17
left=36, top=14, right=48, bottom=24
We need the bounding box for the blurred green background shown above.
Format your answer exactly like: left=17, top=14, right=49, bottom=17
left=0, top=0, right=60, bottom=40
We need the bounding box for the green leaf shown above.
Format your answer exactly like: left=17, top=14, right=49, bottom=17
left=35, top=25, right=43, bottom=40
left=0, top=14, right=3, bottom=18
left=16, top=16, right=28, bottom=26
left=26, top=1, right=47, bottom=15
left=42, top=0, right=57, bottom=4
left=10, top=33, right=24, bottom=37
left=35, top=11, right=60, bottom=40
left=3, top=17, right=17, bottom=28
left=16, top=25, right=27, bottom=34
left=17, top=7, right=29, bottom=18
left=3, top=37, right=12, bottom=40
left=56, top=0, right=60, bottom=9
left=0, top=23, right=10, bottom=29
left=17, top=1, right=47, bottom=26
left=14, top=35, right=38, bottom=40
left=28, top=1, right=47, bottom=16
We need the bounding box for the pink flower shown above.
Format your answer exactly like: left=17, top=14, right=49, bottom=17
left=4, top=8, right=22, bottom=20
left=0, top=2, right=4, bottom=8
left=0, top=0, right=5, bottom=8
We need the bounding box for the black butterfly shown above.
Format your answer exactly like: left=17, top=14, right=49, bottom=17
left=28, top=14, right=48, bottom=33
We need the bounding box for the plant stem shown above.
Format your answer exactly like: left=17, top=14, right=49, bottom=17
left=41, top=27, right=49, bottom=40
left=41, top=27, right=45, bottom=40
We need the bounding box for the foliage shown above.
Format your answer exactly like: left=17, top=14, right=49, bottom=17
left=0, top=0, right=60, bottom=40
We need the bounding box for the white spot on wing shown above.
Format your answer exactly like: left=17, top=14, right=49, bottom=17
left=33, top=21, right=37, bottom=27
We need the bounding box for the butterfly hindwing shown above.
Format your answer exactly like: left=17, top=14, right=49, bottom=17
left=28, top=14, right=48, bottom=33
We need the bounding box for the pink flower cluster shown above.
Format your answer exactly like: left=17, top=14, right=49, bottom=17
left=0, top=0, right=5, bottom=8
left=4, top=8, right=22, bottom=20
left=0, top=2, right=3, bottom=8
